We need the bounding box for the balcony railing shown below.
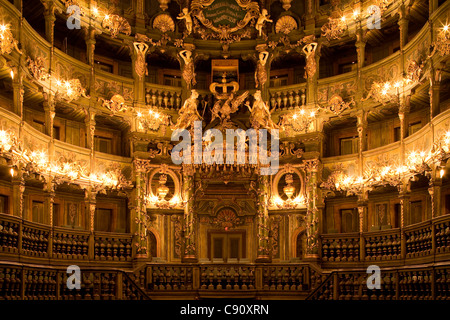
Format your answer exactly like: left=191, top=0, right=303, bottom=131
left=307, top=265, right=450, bottom=300
left=0, top=213, right=134, bottom=265
left=320, top=214, right=450, bottom=265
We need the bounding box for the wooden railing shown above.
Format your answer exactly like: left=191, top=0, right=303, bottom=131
left=143, top=263, right=325, bottom=298
left=307, top=265, right=450, bottom=300
left=320, top=214, right=450, bottom=265
left=0, top=264, right=150, bottom=300
left=0, top=213, right=134, bottom=265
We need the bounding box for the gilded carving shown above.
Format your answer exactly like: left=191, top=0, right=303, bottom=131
left=179, top=49, right=197, bottom=89
left=247, top=90, right=278, bottom=129
left=153, top=13, right=175, bottom=33
left=171, top=90, right=202, bottom=131
left=275, top=15, right=297, bottom=35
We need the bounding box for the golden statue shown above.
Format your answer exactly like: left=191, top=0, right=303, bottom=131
left=255, top=51, right=269, bottom=89
left=255, top=9, right=273, bottom=37
left=179, top=49, right=197, bottom=89
left=211, top=91, right=249, bottom=124
left=171, top=90, right=202, bottom=130
left=247, top=90, right=278, bottom=129
left=177, top=8, right=193, bottom=35
left=303, top=42, right=318, bottom=79
left=133, top=42, right=149, bottom=80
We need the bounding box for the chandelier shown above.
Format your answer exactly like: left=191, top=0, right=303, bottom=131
left=323, top=131, right=450, bottom=194
left=431, top=24, right=450, bottom=57
left=55, top=78, right=88, bottom=102
left=0, top=130, right=128, bottom=190
left=0, top=24, right=21, bottom=55
left=27, top=57, right=88, bottom=102
left=281, top=107, right=317, bottom=132
left=136, top=108, right=170, bottom=132
left=364, top=78, right=412, bottom=104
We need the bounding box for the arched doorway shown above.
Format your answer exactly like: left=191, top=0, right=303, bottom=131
left=148, top=231, right=158, bottom=258
left=296, top=230, right=306, bottom=259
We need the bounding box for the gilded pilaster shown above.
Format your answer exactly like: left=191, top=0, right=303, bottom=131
left=256, top=174, right=270, bottom=262
left=182, top=165, right=197, bottom=262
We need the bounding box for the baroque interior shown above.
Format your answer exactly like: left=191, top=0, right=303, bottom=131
left=0, top=0, right=449, bottom=300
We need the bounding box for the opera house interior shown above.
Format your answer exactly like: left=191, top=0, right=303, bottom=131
left=0, top=0, right=449, bottom=301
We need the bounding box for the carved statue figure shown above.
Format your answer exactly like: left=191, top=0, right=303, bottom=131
left=255, top=51, right=269, bottom=89
left=211, top=91, right=249, bottom=124
left=177, top=8, right=193, bottom=35
left=255, top=9, right=273, bottom=37
left=179, top=49, right=197, bottom=89
left=247, top=90, right=278, bottom=129
left=302, top=42, right=318, bottom=79
left=171, top=90, right=202, bottom=130
left=133, top=42, right=149, bottom=79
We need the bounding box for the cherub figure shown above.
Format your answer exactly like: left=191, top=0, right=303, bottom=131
left=255, top=9, right=273, bottom=37
left=171, top=90, right=202, bottom=131
left=177, top=8, right=193, bottom=35
left=255, top=51, right=269, bottom=89
left=179, top=49, right=197, bottom=89
left=247, top=90, right=278, bottom=129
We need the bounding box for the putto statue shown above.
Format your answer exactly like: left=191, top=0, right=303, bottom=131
left=171, top=90, right=202, bottom=131
left=179, top=49, right=197, bottom=89
left=255, top=9, right=273, bottom=37
left=247, top=90, right=278, bottom=129
left=177, top=8, right=193, bottom=35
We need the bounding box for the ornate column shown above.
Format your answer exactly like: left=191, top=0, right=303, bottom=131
left=356, top=110, right=367, bottom=176
left=133, top=159, right=152, bottom=258
left=44, top=177, right=55, bottom=258
left=84, top=187, right=97, bottom=233
left=182, top=165, right=197, bottom=262
left=131, top=40, right=149, bottom=106
left=428, top=167, right=443, bottom=218
left=43, top=93, right=56, bottom=139
left=44, top=178, right=55, bottom=226
left=134, top=0, right=146, bottom=32
left=357, top=193, right=368, bottom=261
left=304, top=0, right=315, bottom=32
left=12, top=67, right=24, bottom=117
left=84, top=108, right=96, bottom=168
left=429, top=0, right=438, bottom=15
left=398, top=182, right=410, bottom=259
left=84, top=26, right=97, bottom=67
left=12, top=166, right=25, bottom=218
left=430, top=68, right=441, bottom=119
left=256, top=174, right=270, bottom=262
left=304, top=159, right=320, bottom=259
left=42, top=0, right=56, bottom=43
left=398, top=4, right=410, bottom=49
